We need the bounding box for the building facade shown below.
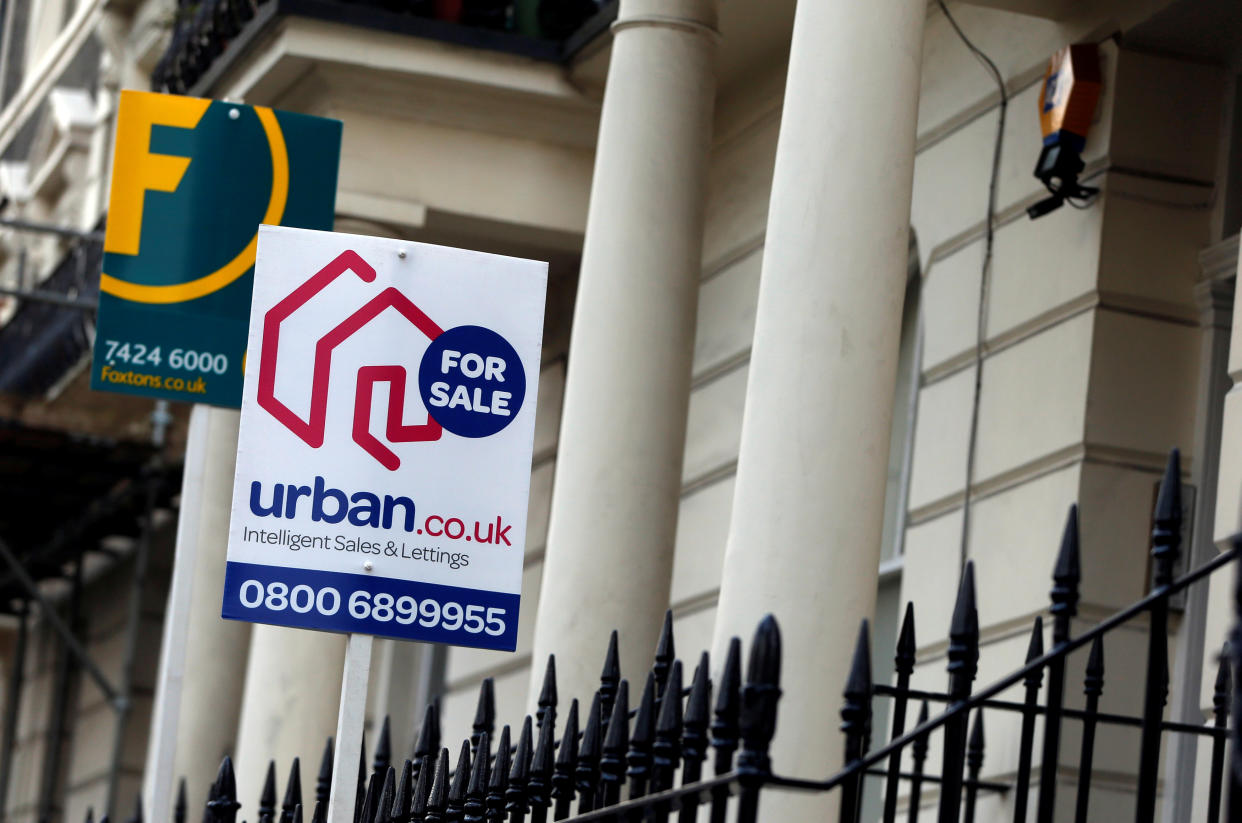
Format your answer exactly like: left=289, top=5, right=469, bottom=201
left=0, top=0, right=1239, bottom=821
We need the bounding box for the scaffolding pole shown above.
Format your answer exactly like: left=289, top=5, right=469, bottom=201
left=0, top=536, right=118, bottom=704
left=105, top=474, right=158, bottom=820
left=37, top=560, right=83, bottom=823
left=0, top=285, right=96, bottom=311
left=0, top=602, right=29, bottom=821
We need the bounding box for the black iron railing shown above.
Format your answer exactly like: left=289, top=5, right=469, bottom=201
left=98, top=448, right=1241, bottom=823
left=150, top=0, right=617, bottom=99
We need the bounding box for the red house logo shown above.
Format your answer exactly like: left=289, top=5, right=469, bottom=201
left=257, top=249, right=443, bottom=470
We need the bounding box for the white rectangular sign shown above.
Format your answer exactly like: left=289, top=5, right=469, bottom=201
left=223, top=226, right=547, bottom=651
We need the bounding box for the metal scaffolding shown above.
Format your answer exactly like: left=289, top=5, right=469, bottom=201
left=0, top=459, right=176, bottom=822
left=0, top=212, right=179, bottom=820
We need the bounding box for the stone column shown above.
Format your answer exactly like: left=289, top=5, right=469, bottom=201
left=1191, top=236, right=1242, bottom=822
left=172, top=410, right=254, bottom=788
left=1165, top=273, right=1232, bottom=823
left=145, top=407, right=253, bottom=818
left=529, top=0, right=719, bottom=702
left=233, top=627, right=347, bottom=806
left=711, top=0, right=926, bottom=814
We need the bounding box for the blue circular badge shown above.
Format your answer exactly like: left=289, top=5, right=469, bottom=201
left=419, top=326, right=526, bottom=438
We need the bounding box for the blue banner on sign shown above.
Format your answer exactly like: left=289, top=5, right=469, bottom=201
left=222, top=561, right=520, bottom=651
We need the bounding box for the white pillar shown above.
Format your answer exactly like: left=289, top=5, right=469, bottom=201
left=710, top=0, right=926, bottom=815
left=144, top=406, right=253, bottom=819
left=233, top=626, right=347, bottom=807
left=529, top=0, right=719, bottom=703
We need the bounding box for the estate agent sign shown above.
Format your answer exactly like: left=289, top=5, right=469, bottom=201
left=222, top=226, right=547, bottom=651
left=91, top=90, right=341, bottom=406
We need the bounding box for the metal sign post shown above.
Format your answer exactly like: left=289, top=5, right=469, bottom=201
left=143, top=404, right=210, bottom=821
left=326, top=634, right=373, bottom=823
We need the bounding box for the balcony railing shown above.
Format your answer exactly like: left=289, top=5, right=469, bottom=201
left=151, top=0, right=618, bottom=97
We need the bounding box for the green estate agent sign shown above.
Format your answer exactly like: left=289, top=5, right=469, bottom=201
left=91, top=90, right=341, bottom=407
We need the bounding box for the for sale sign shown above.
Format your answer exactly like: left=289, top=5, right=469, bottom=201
left=223, top=226, right=547, bottom=651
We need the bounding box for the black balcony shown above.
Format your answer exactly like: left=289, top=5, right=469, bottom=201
left=151, top=0, right=618, bottom=98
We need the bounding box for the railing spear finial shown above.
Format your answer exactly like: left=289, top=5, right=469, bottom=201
left=839, top=620, right=871, bottom=823
left=654, top=610, right=675, bottom=700
left=258, top=761, right=278, bottom=823
left=552, top=698, right=580, bottom=821
left=1073, top=636, right=1105, bottom=823
left=463, top=730, right=490, bottom=823
left=426, top=749, right=450, bottom=823
left=883, top=604, right=916, bottom=823
left=506, top=717, right=533, bottom=821
left=908, top=701, right=931, bottom=823
left=529, top=705, right=556, bottom=822
left=356, top=734, right=368, bottom=823
left=393, top=760, right=413, bottom=823
left=376, top=767, right=395, bottom=823
left=574, top=694, right=603, bottom=816
left=628, top=672, right=658, bottom=799
left=208, top=756, right=240, bottom=823
left=653, top=659, right=684, bottom=796
left=1152, top=448, right=1183, bottom=589
left=316, top=738, right=333, bottom=811
left=1038, top=506, right=1080, bottom=823
left=599, top=680, right=631, bottom=809
left=963, top=711, right=986, bottom=823
left=415, top=703, right=441, bottom=763
left=939, top=562, right=978, bottom=823
left=411, top=747, right=432, bottom=822
left=448, top=740, right=472, bottom=821
left=1137, top=450, right=1182, bottom=823
left=472, top=679, right=496, bottom=761
left=374, top=717, right=392, bottom=777
left=708, top=637, right=742, bottom=823
left=679, top=652, right=711, bottom=823
left=1051, top=504, right=1082, bottom=638
left=895, top=602, right=916, bottom=676
left=537, top=656, right=558, bottom=732
left=485, top=725, right=512, bottom=822
left=280, top=758, right=302, bottom=823
left=600, top=632, right=621, bottom=732
left=736, top=616, right=782, bottom=823
left=355, top=771, right=379, bottom=823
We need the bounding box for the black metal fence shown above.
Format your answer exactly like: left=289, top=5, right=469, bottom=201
left=104, top=449, right=1242, bottom=822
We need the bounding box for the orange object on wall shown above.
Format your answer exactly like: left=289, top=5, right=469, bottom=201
left=1038, top=44, right=1101, bottom=152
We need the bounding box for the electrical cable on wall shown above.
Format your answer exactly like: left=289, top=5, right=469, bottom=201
left=936, top=0, right=1007, bottom=571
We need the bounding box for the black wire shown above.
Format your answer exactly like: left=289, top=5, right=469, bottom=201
left=936, top=0, right=1007, bottom=572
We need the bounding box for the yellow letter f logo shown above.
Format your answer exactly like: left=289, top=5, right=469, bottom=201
left=105, top=91, right=210, bottom=256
